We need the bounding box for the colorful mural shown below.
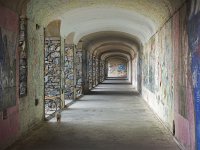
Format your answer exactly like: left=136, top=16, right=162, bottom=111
left=44, top=37, right=61, bottom=97
left=95, top=58, right=99, bottom=84
left=0, top=27, right=17, bottom=110
left=92, top=56, right=96, bottom=87
left=19, top=18, right=28, bottom=97
left=107, top=59, right=127, bottom=78
left=0, top=5, right=19, bottom=149
left=99, top=60, right=105, bottom=82
left=88, top=54, right=93, bottom=89
left=142, top=4, right=195, bottom=150
left=188, top=2, right=200, bottom=149
left=75, top=49, right=83, bottom=97
left=64, top=44, right=74, bottom=99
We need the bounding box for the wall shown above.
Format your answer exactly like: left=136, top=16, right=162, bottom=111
left=188, top=0, right=200, bottom=149
left=0, top=4, right=20, bottom=149
left=132, top=55, right=138, bottom=89
left=19, top=19, right=44, bottom=134
left=142, top=3, right=195, bottom=150
left=107, top=58, right=127, bottom=78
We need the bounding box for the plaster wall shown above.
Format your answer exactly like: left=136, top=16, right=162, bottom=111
left=19, top=20, right=44, bottom=134
left=188, top=1, right=200, bottom=149
left=0, top=4, right=19, bottom=149
left=142, top=4, right=195, bottom=150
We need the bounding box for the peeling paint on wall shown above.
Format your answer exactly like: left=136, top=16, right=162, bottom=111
left=143, top=3, right=195, bottom=150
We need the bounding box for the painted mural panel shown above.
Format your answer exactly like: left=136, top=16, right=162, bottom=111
left=143, top=44, right=149, bottom=88
left=142, top=19, right=174, bottom=126
left=148, top=37, right=156, bottom=92
left=19, top=18, right=28, bottom=97
left=92, top=56, right=96, bottom=87
left=88, top=54, right=93, bottom=89
left=99, top=60, right=105, bottom=82
left=0, top=27, right=17, bottom=110
left=107, top=59, right=127, bottom=78
left=95, top=59, right=99, bottom=84
left=75, top=49, right=82, bottom=97
left=44, top=37, right=61, bottom=97
left=64, top=44, right=74, bottom=99
left=188, top=4, right=200, bottom=149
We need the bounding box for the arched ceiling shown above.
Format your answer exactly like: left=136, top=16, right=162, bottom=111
left=94, top=46, right=135, bottom=58
left=101, top=52, right=131, bottom=61
left=80, top=31, right=137, bottom=59
left=82, top=31, right=139, bottom=51
left=26, top=0, right=185, bottom=44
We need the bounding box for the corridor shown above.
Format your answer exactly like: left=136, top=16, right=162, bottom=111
left=7, top=79, right=179, bottom=150
left=1, top=1, right=200, bottom=150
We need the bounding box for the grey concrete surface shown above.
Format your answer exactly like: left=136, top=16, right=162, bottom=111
left=7, top=79, right=180, bottom=150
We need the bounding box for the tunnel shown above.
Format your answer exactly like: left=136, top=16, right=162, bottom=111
left=0, top=0, right=200, bottom=150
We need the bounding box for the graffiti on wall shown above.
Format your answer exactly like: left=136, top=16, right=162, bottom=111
left=99, top=60, right=105, bottom=82
left=149, top=37, right=156, bottom=92
left=108, top=60, right=127, bottom=78
left=92, top=56, right=96, bottom=87
left=88, top=54, right=93, bottom=89
left=142, top=19, right=174, bottom=124
left=19, top=18, right=28, bottom=97
left=64, top=44, right=74, bottom=99
left=76, top=49, right=83, bottom=97
left=0, top=27, right=17, bottom=110
left=44, top=37, right=61, bottom=97
left=95, top=58, right=99, bottom=84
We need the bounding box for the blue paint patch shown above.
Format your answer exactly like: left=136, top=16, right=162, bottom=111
left=118, top=64, right=126, bottom=71
left=189, top=10, right=200, bottom=150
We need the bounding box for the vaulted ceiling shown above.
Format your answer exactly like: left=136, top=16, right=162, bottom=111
left=0, top=0, right=185, bottom=60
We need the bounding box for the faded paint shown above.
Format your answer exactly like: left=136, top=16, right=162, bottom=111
left=19, top=19, right=44, bottom=136
left=0, top=4, right=19, bottom=149
left=188, top=1, right=200, bottom=149
left=107, top=58, right=127, bottom=78
left=174, top=5, right=195, bottom=150
left=64, top=44, right=74, bottom=100
left=142, top=3, right=195, bottom=150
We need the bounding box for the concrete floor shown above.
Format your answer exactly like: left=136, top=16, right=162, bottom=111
left=7, top=79, right=180, bottom=150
